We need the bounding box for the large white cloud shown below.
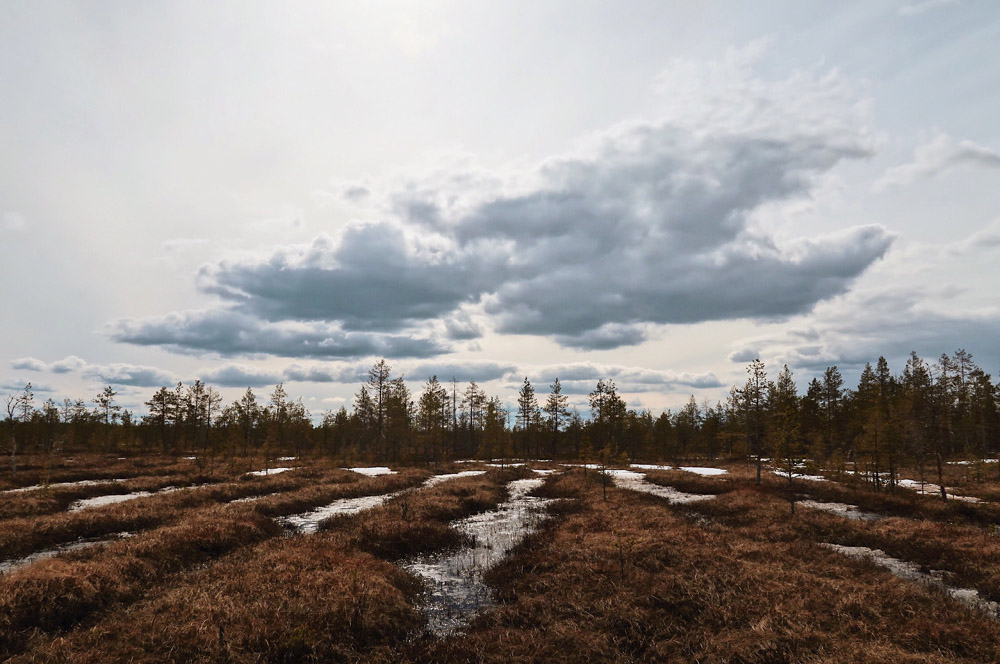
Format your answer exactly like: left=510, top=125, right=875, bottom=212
left=109, top=53, right=891, bottom=357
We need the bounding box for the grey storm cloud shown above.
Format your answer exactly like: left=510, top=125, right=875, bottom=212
left=107, top=309, right=448, bottom=359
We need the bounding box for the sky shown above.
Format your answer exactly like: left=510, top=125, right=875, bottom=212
left=2, top=0, right=1000, bottom=418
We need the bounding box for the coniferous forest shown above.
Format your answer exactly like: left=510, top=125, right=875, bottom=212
left=5, top=349, right=998, bottom=486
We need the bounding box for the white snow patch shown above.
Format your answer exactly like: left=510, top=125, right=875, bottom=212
left=68, top=491, right=155, bottom=511
left=423, top=470, right=487, bottom=487
left=486, top=462, right=525, bottom=467
left=772, top=470, right=827, bottom=482
left=897, top=479, right=980, bottom=503
left=630, top=464, right=673, bottom=471
left=281, top=493, right=397, bottom=534
left=247, top=467, right=295, bottom=477
left=278, top=456, right=297, bottom=462
left=679, top=466, right=727, bottom=476
left=281, top=470, right=487, bottom=534
left=532, top=469, right=559, bottom=475
left=0, top=532, right=135, bottom=576
left=798, top=500, right=883, bottom=521
left=3, top=478, right=128, bottom=494
left=606, top=469, right=715, bottom=504
left=346, top=466, right=396, bottom=477
left=823, top=543, right=1000, bottom=617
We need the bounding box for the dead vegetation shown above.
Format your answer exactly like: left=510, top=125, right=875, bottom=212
left=8, top=468, right=521, bottom=663
left=4, top=462, right=1000, bottom=662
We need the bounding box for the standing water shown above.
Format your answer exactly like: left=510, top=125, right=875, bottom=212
left=404, top=477, right=557, bottom=636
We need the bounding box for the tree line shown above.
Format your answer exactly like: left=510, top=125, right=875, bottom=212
left=3, top=350, right=999, bottom=490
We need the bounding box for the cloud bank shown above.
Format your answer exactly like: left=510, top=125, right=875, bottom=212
left=109, top=53, right=891, bottom=360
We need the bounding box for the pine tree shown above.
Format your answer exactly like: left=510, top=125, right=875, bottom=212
left=544, top=378, right=570, bottom=459
left=517, top=377, right=537, bottom=459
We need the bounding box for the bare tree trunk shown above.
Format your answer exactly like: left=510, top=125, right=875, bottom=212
left=936, top=452, right=947, bottom=502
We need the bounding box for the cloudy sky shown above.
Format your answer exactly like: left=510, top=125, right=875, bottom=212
left=3, top=1, right=999, bottom=417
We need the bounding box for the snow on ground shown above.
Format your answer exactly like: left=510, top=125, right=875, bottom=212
left=281, top=470, right=491, bottom=534
left=630, top=464, right=672, bottom=471
left=771, top=470, right=827, bottom=482
left=278, top=456, right=297, bottom=462
left=280, top=494, right=396, bottom=534
left=65, top=484, right=207, bottom=511
left=486, top=462, right=525, bottom=467
left=67, top=491, right=155, bottom=511
left=346, top=466, right=396, bottom=477
left=0, top=532, right=135, bottom=576
left=822, top=543, right=1000, bottom=618
left=606, top=469, right=715, bottom=504
left=798, top=500, right=884, bottom=521
left=228, top=491, right=279, bottom=504
left=532, top=469, right=559, bottom=475
left=679, top=466, right=728, bottom=476
left=247, top=467, right=295, bottom=477
left=404, top=477, right=556, bottom=636
left=3, top=478, right=125, bottom=494
left=423, top=470, right=487, bottom=487
left=897, top=479, right=980, bottom=503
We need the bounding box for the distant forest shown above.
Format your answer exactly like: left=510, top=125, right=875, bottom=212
left=3, top=350, right=999, bottom=482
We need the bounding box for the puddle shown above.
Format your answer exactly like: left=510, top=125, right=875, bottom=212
left=346, top=466, right=396, bottom=477
left=0, top=532, right=134, bottom=576
left=280, top=471, right=487, bottom=534
left=606, top=469, right=715, bottom=504
left=822, top=543, right=1000, bottom=617
left=679, top=467, right=727, bottom=476
left=799, top=500, right=884, bottom=521
left=404, top=477, right=556, bottom=636
left=246, top=467, right=295, bottom=477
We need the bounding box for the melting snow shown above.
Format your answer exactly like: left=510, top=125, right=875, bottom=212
left=606, top=469, right=715, bottom=504
left=346, top=466, right=396, bottom=477
left=679, top=466, right=728, bottom=476
left=798, top=500, right=884, bottom=521
left=0, top=532, right=135, bottom=576
left=281, top=471, right=488, bottom=534
left=247, top=467, right=295, bottom=477
left=405, top=477, right=556, bottom=636
left=897, top=479, right=980, bottom=503
left=630, top=464, right=673, bottom=471
left=280, top=494, right=397, bottom=534
left=823, top=543, right=1000, bottom=617
left=772, top=470, right=827, bottom=482
left=423, top=470, right=487, bottom=487
left=3, top=478, right=126, bottom=494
